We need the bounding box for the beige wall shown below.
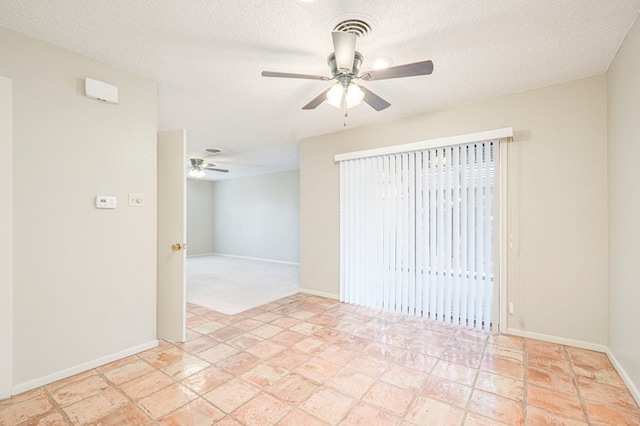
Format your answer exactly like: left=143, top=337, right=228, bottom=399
left=212, top=170, right=300, bottom=263
left=0, top=76, right=13, bottom=396
left=607, top=15, right=640, bottom=397
left=300, top=76, right=608, bottom=346
left=1, top=27, right=158, bottom=389
left=186, top=179, right=214, bottom=256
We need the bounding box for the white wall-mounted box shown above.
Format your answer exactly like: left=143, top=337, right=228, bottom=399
left=85, top=78, right=118, bottom=104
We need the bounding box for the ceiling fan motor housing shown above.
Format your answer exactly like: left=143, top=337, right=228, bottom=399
left=328, top=51, right=363, bottom=78
left=190, top=158, right=204, bottom=167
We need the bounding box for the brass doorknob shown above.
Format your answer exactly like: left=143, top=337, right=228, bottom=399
left=171, top=243, right=182, bottom=251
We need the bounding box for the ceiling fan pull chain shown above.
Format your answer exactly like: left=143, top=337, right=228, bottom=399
left=342, top=94, right=349, bottom=126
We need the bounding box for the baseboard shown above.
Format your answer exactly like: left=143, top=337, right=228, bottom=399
left=299, top=288, right=339, bottom=300
left=606, top=348, right=640, bottom=406
left=186, top=252, right=215, bottom=258
left=12, top=340, right=158, bottom=396
left=211, top=252, right=300, bottom=266
left=506, top=328, right=608, bottom=353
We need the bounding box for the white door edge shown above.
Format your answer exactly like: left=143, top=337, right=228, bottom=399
left=157, top=130, right=186, bottom=342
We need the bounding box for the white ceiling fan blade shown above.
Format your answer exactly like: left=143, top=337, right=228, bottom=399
left=302, top=88, right=331, bottom=110
left=261, top=71, right=328, bottom=80
left=332, top=31, right=357, bottom=73
left=360, top=86, right=391, bottom=111
left=364, top=60, right=434, bottom=81
left=204, top=167, right=229, bottom=173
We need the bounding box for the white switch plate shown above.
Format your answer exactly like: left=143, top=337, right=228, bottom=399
left=128, top=193, right=144, bottom=207
left=96, top=195, right=117, bottom=209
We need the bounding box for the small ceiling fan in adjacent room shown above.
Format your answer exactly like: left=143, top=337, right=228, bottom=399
left=188, top=157, right=229, bottom=178
left=261, top=23, right=434, bottom=112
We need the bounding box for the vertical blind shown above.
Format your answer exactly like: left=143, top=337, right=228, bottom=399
left=339, top=141, right=495, bottom=331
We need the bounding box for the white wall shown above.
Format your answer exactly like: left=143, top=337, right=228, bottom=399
left=0, top=76, right=13, bottom=397
left=186, top=179, right=214, bottom=256
left=300, top=76, right=608, bottom=347
left=1, top=27, right=158, bottom=390
left=607, top=15, right=640, bottom=401
left=212, top=170, right=300, bottom=263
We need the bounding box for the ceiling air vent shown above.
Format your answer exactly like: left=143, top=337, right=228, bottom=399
left=204, top=148, right=221, bottom=155
left=329, top=13, right=377, bottom=42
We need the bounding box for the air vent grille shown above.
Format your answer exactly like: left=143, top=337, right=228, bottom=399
left=333, top=19, right=372, bottom=38
left=204, top=148, right=221, bottom=155
left=329, top=13, right=377, bottom=42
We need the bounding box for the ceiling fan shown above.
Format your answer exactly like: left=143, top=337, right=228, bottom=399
left=261, top=31, right=434, bottom=111
left=188, top=157, right=229, bottom=178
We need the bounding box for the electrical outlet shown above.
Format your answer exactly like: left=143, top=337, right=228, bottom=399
left=509, top=302, right=514, bottom=314
left=128, top=193, right=144, bottom=207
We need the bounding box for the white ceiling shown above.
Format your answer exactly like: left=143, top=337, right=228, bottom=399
left=1, top=1, right=639, bottom=180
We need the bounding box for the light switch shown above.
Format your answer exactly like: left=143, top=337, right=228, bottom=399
left=96, top=196, right=117, bottom=209
left=128, top=193, right=144, bottom=207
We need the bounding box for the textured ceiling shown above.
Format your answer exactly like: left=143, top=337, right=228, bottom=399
left=1, top=0, right=639, bottom=180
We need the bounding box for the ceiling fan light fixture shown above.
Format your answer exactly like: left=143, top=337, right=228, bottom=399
left=345, top=83, right=364, bottom=108
left=326, top=83, right=363, bottom=109
left=326, top=83, right=344, bottom=108
left=188, top=168, right=206, bottom=178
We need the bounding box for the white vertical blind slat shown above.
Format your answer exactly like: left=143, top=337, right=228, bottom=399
left=354, top=159, right=361, bottom=305
left=468, top=145, right=477, bottom=327
left=340, top=161, right=345, bottom=302
left=415, top=152, right=424, bottom=317
left=390, top=155, right=398, bottom=312
left=428, top=150, right=437, bottom=319
left=398, top=153, right=406, bottom=313
left=436, top=149, right=445, bottom=321
left=421, top=152, right=430, bottom=317
left=383, top=155, right=391, bottom=311
left=460, top=145, right=469, bottom=326
left=443, top=147, right=453, bottom=323
left=399, top=154, right=407, bottom=313
left=351, top=160, right=356, bottom=303
left=374, top=156, right=383, bottom=310
left=364, top=158, right=373, bottom=308
left=476, top=145, right=486, bottom=329
left=483, top=144, right=494, bottom=331
left=452, top=146, right=461, bottom=326
left=407, top=152, right=416, bottom=315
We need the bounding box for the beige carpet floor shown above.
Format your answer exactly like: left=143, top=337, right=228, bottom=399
left=186, top=255, right=299, bottom=315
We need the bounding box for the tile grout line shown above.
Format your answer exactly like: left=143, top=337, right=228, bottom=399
left=33, top=385, right=73, bottom=426
left=564, top=344, right=592, bottom=425
left=461, top=331, right=488, bottom=425
left=94, top=365, right=157, bottom=425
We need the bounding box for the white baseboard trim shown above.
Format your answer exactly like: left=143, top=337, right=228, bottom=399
left=299, top=288, right=339, bottom=300
left=211, top=253, right=300, bottom=266
left=12, top=340, right=158, bottom=396
left=186, top=252, right=215, bottom=258
left=506, top=328, right=608, bottom=353
left=606, top=348, right=640, bottom=406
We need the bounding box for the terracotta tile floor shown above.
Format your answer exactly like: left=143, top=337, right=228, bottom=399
left=1, top=293, right=639, bottom=425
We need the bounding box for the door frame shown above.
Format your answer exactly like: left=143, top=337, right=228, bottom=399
left=0, top=75, right=13, bottom=398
